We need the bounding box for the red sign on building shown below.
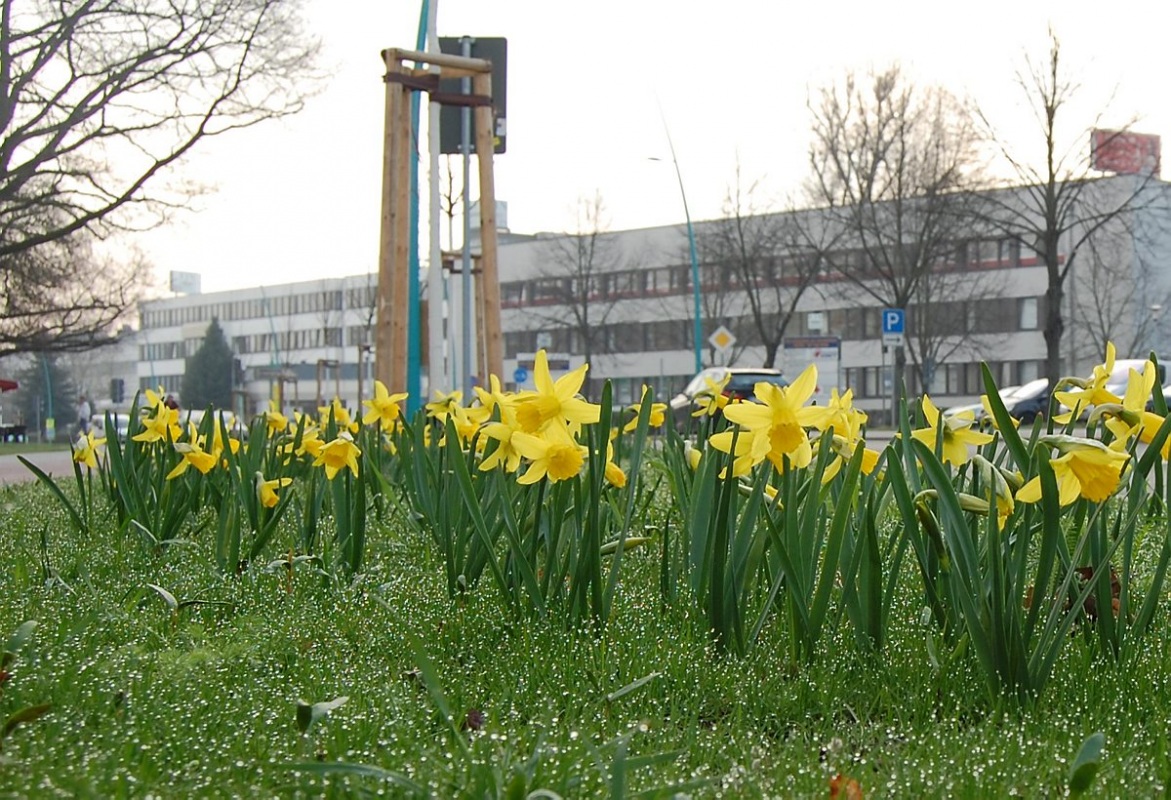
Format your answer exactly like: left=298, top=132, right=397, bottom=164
left=1091, top=130, right=1161, bottom=176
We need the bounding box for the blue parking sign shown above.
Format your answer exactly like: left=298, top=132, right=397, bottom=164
left=882, top=308, right=905, bottom=345
left=882, top=308, right=905, bottom=334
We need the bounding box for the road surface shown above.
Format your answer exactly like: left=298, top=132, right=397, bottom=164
left=0, top=450, right=74, bottom=487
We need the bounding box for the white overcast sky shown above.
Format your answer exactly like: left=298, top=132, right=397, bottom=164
left=136, top=0, right=1171, bottom=294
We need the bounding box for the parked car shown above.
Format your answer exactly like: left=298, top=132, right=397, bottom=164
left=1146, top=384, right=1171, bottom=412
left=1007, top=379, right=1052, bottom=424
left=942, top=385, right=1023, bottom=423
left=91, top=412, right=131, bottom=440
left=670, top=367, right=789, bottom=427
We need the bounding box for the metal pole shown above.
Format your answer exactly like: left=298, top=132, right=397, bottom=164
left=459, top=36, right=474, bottom=397
left=425, top=1, right=445, bottom=404
left=405, top=0, right=430, bottom=412
left=655, top=103, right=703, bottom=374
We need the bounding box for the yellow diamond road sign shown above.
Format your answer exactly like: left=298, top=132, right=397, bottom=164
left=708, top=325, right=736, bottom=353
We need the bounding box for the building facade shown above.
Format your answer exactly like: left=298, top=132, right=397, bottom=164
left=127, top=175, right=1171, bottom=420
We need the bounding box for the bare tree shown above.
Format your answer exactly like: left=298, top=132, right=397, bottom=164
left=530, top=193, right=629, bottom=367
left=697, top=165, right=833, bottom=368
left=1068, top=222, right=1171, bottom=363
left=0, top=0, right=319, bottom=354
left=0, top=229, right=147, bottom=355
left=804, top=64, right=991, bottom=395
left=974, top=29, right=1166, bottom=385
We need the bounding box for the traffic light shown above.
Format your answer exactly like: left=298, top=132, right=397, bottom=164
left=110, top=377, right=125, bottom=404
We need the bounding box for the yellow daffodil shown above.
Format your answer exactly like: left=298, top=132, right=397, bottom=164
left=691, top=373, right=731, bottom=418
left=821, top=434, right=882, bottom=483
left=425, top=389, right=464, bottom=424
left=470, top=374, right=515, bottom=426
left=512, top=423, right=588, bottom=485
left=446, top=402, right=481, bottom=447
left=264, top=401, right=290, bottom=435
left=604, top=439, right=627, bottom=488
left=1016, top=435, right=1130, bottom=506
left=257, top=474, right=294, bottom=508
left=709, top=364, right=828, bottom=475
left=362, top=380, right=409, bottom=431
left=319, top=397, right=358, bottom=434
left=1098, top=361, right=1166, bottom=454
left=910, top=395, right=993, bottom=465
left=972, top=454, right=1014, bottom=529
left=980, top=393, right=1020, bottom=430
left=313, top=432, right=362, bottom=480
left=1054, top=341, right=1121, bottom=421
left=819, top=388, right=868, bottom=440
left=72, top=431, right=106, bottom=470
left=166, top=429, right=219, bottom=479
left=514, top=350, right=600, bottom=433
left=133, top=397, right=180, bottom=444
left=479, top=420, right=523, bottom=473
left=623, top=385, right=667, bottom=433
left=684, top=440, right=702, bottom=472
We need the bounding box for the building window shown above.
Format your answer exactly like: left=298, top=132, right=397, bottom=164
left=1019, top=297, right=1039, bottom=330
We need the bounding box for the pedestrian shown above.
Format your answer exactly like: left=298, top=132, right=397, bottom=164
left=77, top=394, right=92, bottom=435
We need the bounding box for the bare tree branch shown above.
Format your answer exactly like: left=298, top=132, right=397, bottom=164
left=972, top=28, right=1166, bottom=384
left=0, top=0, right=319, bottom=356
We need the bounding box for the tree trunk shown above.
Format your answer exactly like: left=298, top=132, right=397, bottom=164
left=1044, top=282, right=1064, bottom=388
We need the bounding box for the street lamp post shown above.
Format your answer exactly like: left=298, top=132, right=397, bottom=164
left=653, top=107, right=703, bottom=375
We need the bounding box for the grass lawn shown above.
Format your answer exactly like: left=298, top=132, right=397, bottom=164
left=0, top=476, right=1168, bottom=798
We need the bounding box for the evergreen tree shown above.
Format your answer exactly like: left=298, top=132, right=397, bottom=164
left=15, top=354, right=77, bottom=439
left=182, top=318, right=234, bottom=410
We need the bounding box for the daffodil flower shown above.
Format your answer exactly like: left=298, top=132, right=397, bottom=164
left=470, top=374, right=515, bottom=426
left=910, top=395, right=993, bottom=465
left=972, top=454, right=1015, bottom=529
left=1097, top=361, right=1166, bottom=454
left=166, top=438, right=218, bottom=479
left=980, top=394, right=1020, bottom=430
left=264, top=401, right=290, bottom=435
left=319, top=398, right=358, bottom=434
left=313, top=432, right=362, bottom=480
left=479, top=421, right=523, bottom=473
left=133, top=397, right=180, bottom=444
left=514, top=350, right=600, bottom=433
left=1016, top=435, right=1130, bottom=506
left=604, top=439, right=627, bottom=488
left=512, top=423, right=588, bottom=485
left=1054, top=341, right=1121, bottom=421
left=622, top=385, right=667, bottom=433
left=821, top=434, right=881, bottom=483
left=425, top=389, right=464, bottom=424
left=691, top=374, right=731, bottom=418
left=362, top=380, right=409, bottom=431
left=257, top=474, right=294, bottom=508
left=72, top=431, right=106, bottom=470
left=709, top=364, right=827, bottom=475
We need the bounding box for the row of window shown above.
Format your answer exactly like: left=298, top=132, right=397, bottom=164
left=141, top=290, right=347, bottom=329
left=503, top=237, right=1045, bottom=309
left=141, top=327, right=345, bottom=361
left=505, top=297, right=1044, bottom=357
left=843, top=360, right=1044, bottom=400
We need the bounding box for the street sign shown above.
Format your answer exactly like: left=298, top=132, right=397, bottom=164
left=438, top=37, right=507, bottom=154
left=881, top=308, right=905, bottom=346
left=782, top=336, right=841, bottom=406
left=708, top=325, right=736, bottom=353
left=513, top=367, right=528, bottom=385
